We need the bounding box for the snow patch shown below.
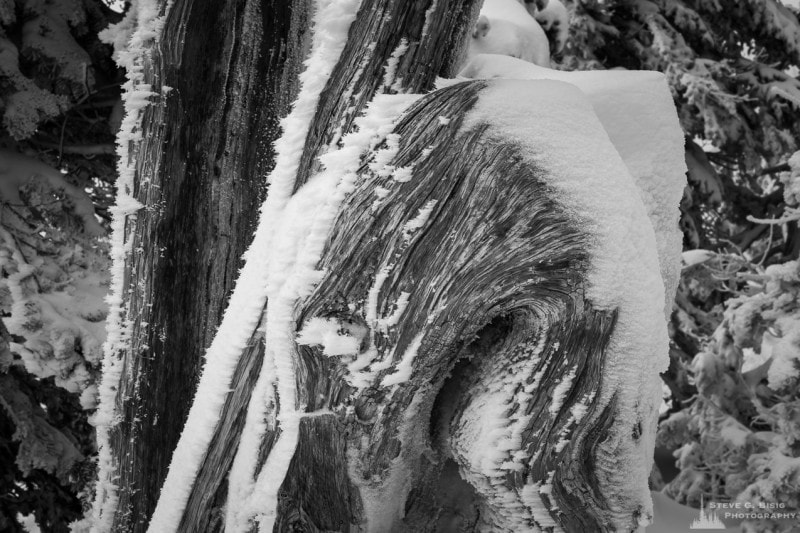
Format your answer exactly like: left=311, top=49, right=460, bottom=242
left=381, top=332, right=423, bottom=386
left=402, top=200, right=437, bottom=241
left=296, top=317, right=363, bottom=356
left=682, top=249, right=714, bottom=267
left=382, top=38, right=408, bottom=93
left=391, top=165, right=414, bottom=183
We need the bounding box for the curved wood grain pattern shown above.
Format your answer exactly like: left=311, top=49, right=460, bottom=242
left=265, top=81, right=638, bottom=531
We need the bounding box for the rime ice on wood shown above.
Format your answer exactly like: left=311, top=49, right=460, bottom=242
left=88, top=0, right=167, bottom=529
left=143, top=1, right=369, bottom=531
left=297, top=317, right=363, bottom=357
left=104, top=1, right=689, bottom=529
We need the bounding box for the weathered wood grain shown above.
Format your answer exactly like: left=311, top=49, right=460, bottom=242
left=263, top=80, right=636, bottom=531
left=106, top=0, right=307, bottom=529
left=293, top=0, right=480, bottom=191
left=108, top=0, right=655, bottom=530
left=177, top=1, right=480, bottom=530
left=110, top=0, right=480, bottom=530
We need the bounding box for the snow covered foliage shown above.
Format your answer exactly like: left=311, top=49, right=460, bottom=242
left=524, top=0, right=570, bottom=53
left=0, top=0, right=118, bottom=140
left=562, top=0, right=800, bottom=176
left=0, top=2, right=118, bottom=530
left=773, top=150, right=800, bottom=225
left=659, top=258, right=800, bottom=532
left=655, top=148, right=800, bottom=532
left=0, top=150, right=108, bottom=401
left=0, top=149, right=109, bottom=530
left=0, top=365, right=95, bottom=532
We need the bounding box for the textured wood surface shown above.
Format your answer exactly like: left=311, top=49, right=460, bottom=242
left=109, top=0, right=479, bottom=530
left=271, top=80, right=631, bottom=531
left=107, top=0, right=306, bottom=529
left=179, top=1, right=480, bottom=530
left=107, top=0, right=650, bottom=531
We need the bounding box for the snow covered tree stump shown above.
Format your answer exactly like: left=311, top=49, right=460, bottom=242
left=90, top=0, right=686, bottom=531
left=213, top=75, right=680, bottom=532
left=266, top=80, right=631, bottom=532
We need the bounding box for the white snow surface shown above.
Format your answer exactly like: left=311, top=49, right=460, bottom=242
left=460, top=56, right=687, bottom=321
left=466, top=0, right=551, bottom=68
left=296, top=317, right=363, bottom=356
left=461, top=75, right=682, bottom=529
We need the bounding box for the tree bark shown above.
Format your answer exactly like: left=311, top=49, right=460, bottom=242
left=104, top=0, right=479, bottom=530
left=105, top=0, right=310, bottom=530
left=103, top=0, right=663, bottom=532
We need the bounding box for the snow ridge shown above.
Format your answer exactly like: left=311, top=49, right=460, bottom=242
left=88, top=0, right=168, bottom=530
left=382, top=38, right=409, bottom=92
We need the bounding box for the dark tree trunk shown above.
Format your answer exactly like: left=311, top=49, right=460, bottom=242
left=104, top=0, right=311, bottom=530
left=103, top=0, right=480, bottom=530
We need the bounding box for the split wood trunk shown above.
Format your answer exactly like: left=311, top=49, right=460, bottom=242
left=104, top=0, right=656, bottom=532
